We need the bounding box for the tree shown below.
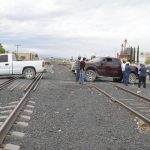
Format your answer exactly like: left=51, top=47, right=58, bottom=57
left=145, top=58, right=150, bottom=64
left=0, top=43, right=5, bottom=54
left=133, top=47, right=136, bottom=64
left=130, top=47, right=133, bottom=64
left=137, top=45, right=139, bottom=64
left=91, top=55, right=96, bottom=60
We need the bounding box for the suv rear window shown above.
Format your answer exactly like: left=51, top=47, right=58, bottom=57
left=89, top=57, right=103, bottom=62
left=105, top=58, right=112, bottom=63
left=113, top=59, right=121, bottom=65
left=102, top=58, right=113, bottom=64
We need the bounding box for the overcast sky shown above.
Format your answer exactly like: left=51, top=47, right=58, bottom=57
left=0, top=0, right=150, bottom=58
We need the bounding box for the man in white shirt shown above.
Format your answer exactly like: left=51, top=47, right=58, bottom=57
left=137, top=63, right=142, bottom=76
left=121, top=60, right=126, bottom=83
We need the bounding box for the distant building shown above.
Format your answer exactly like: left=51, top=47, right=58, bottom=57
left=117, top=39, right=140, bottom=64
left=118, top=47, right=132, bottom=60
left=13, top=52, right=39, bottom=61
left=139, top=52, right=150, bottom=64
left=117, top=47, right=138, bottom=63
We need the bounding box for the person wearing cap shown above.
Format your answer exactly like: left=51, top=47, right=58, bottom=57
left=79, top=57, right=86, bottom=85
left=137, top=63, right=142, bottom=77
left=124, top=62, right=131, bottom=86
left=137, top=63, right=147, bottom=93
left=74, top=56, right=81, bottom=81
left=121, top=60, right=126, bottom=84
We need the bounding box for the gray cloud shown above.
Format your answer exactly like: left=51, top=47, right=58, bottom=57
left=0, top=0, right=150, bottom=58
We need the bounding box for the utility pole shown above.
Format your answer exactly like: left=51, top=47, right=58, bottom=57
left=16, top=45, right=21, bottom=59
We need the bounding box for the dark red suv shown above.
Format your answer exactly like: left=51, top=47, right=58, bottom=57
left=85, top=57, right=137, bottom=83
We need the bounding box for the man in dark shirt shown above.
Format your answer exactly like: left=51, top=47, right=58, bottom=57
left=79, top=57, right=86, bottom=85
left=74, top=56, right=81, bottom=81
left=137, top=64, right=147, bottom=93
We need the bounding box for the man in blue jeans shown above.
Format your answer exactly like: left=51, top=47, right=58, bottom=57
left=137, top=64, right=147, bottom=93
left=79, top=57, right=86, bottom=85
left=124, top=62, right=131, bottom=86
left=74, top=56, right=81, bottom=82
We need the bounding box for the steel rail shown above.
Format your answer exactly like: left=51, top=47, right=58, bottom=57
left=0, top=79, right=12, bottom=86
left=111, top=83, right=150, bottom=102
left=0, top=78, right=15, bottom=89
left=0, top=76, right=20, bottom=90
left=0, top=73, right=42, bottom=146
left=90, top=85, right=150, bottom=126
left=23, top=73, right=41, bottom=92
left=33, top=73, right=43, bottom=91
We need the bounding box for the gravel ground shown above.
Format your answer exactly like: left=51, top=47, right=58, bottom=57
left=0, top=79, right=32, bottom=106
left=115, top=81, right=150, bottom=98
left=95, top=76, right=150, bottom=98
left=3, top=63, right=150, bottom=150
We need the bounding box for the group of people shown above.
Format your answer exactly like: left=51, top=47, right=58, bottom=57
left=73, top=57, right=149, bottom=90
left=74, top=56, right=86, bottom=85
left=121, top=60, right=148, bottom=93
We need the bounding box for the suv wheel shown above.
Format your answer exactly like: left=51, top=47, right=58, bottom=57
left=23, top=68, right=36, bottom=79
left=85, top=70, right=96, bottom=82
left=129, top=73, right=136, bottom=84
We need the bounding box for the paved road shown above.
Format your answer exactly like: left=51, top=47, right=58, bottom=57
left=16, top=63, right=150, bottom=150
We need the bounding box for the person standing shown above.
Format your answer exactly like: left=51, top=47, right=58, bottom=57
left=124, top=62, right=131, bottom=86
left=74, top=56, right=81, bottom=82
left=137, top=64, right=147, bottom=93
left=79, top=57, right=86, bottom=85
left=121, top=60, right=126, bottom=84
left=137, top=63, right=142, bottom=77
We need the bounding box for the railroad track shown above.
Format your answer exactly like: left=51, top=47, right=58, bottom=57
left=90, top=83, right=150, bottom=126
left=0, top=78, right=15, bottom=90
left=0, top=73, right=43, bottom=148
left=0, top=76, right=20, bottom=90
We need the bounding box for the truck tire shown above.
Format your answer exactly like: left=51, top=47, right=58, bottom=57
left=23, top=68, right=36, bottom=79
left=129, top=73, right=136, bottom=84
left=85, top=70, right=96, bottom=82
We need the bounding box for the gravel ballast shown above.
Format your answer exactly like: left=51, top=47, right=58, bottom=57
left=3, top=63, right=150, bottom=150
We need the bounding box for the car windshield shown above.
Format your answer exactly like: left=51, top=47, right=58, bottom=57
left=89, top=57, right=103, bottom=62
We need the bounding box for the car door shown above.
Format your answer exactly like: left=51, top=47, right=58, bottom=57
left=99, top=58, right=113, bottom=76
left=112, top=59, right=122, bottom=77
left=0, top=55, right=10, bottom=75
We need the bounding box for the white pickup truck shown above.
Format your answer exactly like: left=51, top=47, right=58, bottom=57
left=0, top=53, right=47, bottom=79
